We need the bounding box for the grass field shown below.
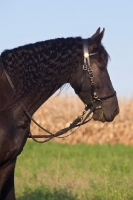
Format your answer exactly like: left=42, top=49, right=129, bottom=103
left=15, top=141, right=133, bottom=200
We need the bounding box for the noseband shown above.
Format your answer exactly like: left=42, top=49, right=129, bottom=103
left=75, top=39, right=116, bottom=111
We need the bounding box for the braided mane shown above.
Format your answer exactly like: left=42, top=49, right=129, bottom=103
left=1, top=37, right=83, bottom=96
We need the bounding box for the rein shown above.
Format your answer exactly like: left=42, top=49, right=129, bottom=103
left=1, top=63, right=95, bottom=143
left=0, top=39, right=116, bottom=143
left=0, top=50, right=96, bottom=143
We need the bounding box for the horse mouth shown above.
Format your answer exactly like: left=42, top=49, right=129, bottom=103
left=92, top=109, right=117, bottom=123
left=92, top=107, right=119, bottom=123
left=93, top=113, right=114, bottom=123
left=92, top=109, right=106, bottom=123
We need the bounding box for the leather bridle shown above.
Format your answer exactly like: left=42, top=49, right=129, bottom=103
left=0, top=39, right=116, bottom=143
left=75, top=39, right=116, bottom=112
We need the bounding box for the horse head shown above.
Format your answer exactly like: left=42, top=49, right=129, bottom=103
left=70, top=28, right=119, bottom=122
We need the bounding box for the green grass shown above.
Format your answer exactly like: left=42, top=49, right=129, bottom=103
left=15, top=141, right=133, bottom=200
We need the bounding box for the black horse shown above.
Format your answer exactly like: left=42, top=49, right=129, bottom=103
left=0, top=28, right=119, bottom=200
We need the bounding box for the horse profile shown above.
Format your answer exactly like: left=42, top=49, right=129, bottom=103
left=0, top=28, right=119, bottom=200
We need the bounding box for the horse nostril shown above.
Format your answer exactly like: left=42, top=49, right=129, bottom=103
left=113, top=107, right=119, bottom=117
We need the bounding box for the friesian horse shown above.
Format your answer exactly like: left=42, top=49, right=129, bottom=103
left=0, top=28, right=119, bottom=200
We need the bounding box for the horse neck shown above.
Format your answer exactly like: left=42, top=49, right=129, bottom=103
left=1, top=37, right=83, bottom=114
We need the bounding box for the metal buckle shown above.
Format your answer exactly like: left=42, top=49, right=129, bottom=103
left=83, top=64, right=88, bottom=70
left=93, top=92, right=98, bottom=99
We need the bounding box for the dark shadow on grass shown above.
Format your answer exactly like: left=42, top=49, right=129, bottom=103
left=17, top=187, right=78, bottom=200
left=17, top=187, right=133, bottom=200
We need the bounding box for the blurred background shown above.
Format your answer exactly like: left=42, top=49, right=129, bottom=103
left=1, top=0, right=133, bottom=144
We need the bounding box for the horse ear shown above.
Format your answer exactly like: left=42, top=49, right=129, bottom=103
left=91, top=27, right=101, bottom=39
left=89, top=28, right=105, bottom=50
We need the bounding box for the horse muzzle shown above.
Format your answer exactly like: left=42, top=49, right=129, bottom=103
left=92, top=105, right=119, bottom=123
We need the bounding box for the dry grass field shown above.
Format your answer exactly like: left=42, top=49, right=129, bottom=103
left=30, top=92, right=133, bottom=145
